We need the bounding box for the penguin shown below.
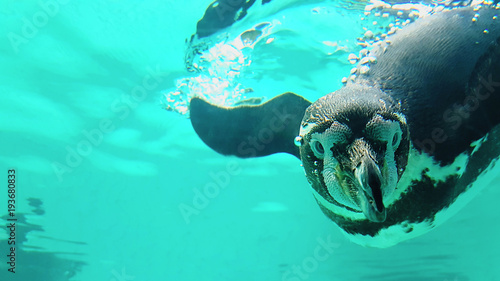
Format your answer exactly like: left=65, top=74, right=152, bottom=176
left=189, top=6, right=500, bottom=247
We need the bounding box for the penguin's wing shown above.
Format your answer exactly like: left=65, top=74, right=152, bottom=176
left=190, top=92, right=311, bottom=158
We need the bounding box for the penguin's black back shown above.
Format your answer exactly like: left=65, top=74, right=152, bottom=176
left=362, top=7, right=500, bottom=165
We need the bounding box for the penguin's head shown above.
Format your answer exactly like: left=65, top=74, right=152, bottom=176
left=297, top=84, right=409, bottom=222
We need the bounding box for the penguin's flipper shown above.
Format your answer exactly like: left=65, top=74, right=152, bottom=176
left=190, top=92, right=312, bottom=158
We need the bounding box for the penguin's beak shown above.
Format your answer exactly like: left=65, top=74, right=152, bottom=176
left=354, top=156, right=387, bottom=222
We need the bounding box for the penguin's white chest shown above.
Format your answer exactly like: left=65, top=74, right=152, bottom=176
left=346, top=134, right=500, bottom=247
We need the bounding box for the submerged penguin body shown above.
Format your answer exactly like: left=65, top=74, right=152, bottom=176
left=189, top=6, right=500, bottom=247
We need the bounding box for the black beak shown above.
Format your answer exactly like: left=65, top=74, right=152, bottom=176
left=355, top=156, right=386, bottom=222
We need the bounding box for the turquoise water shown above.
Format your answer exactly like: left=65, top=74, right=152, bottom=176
left=1, top=0, right=499, bottom=280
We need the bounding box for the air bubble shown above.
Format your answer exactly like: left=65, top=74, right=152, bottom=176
left=364, top=30, right=374, bottom=39
left=360, top=65, right=370, bottom=74
left=360, top=57, right=370, bottom=65
left=294, top=136, right=303, bottom=147
left=387, top=27, right=398, bottom=35
left=348, top=53, right=359, bottom=64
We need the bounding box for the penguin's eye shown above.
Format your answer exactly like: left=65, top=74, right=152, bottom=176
left=311, top=140, right=325, bottom=158
left=391, top=131, right=401, bottom=149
